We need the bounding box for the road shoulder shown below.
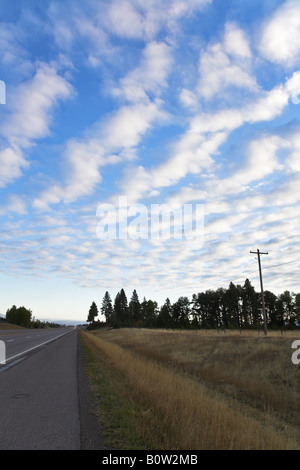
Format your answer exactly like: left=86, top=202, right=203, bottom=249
left=77, top=332, right=109, bottom=450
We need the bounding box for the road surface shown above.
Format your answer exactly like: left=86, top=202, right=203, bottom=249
left=0, top=327, right=106, bottom=450
left=0, top=327, right=74, bottom=366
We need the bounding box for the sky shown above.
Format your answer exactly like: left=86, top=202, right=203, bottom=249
left=0, top=0, right=300, bottom=323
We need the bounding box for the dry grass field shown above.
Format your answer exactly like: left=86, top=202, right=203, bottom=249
left=0, top=322, right=24, bottom=330
left=81, top=327, right=300, bottom=450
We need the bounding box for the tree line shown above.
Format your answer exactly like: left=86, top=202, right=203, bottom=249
left=87, top=279, right=300, bottom=330
left=5, top=305, right=61, bottom=328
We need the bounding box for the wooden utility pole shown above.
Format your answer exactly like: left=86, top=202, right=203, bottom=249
left=250, top=249, right=268, bottom=335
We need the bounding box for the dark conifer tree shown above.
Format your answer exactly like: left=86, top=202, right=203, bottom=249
left=87, top=301, right=98, bottom=324
left=129, top=289, right=141, bottom=324
left=157, top=298, right=173, bottom=328
left=114, top=288, right=129, bottom=326
left=101, top=291, right=113, bottom=323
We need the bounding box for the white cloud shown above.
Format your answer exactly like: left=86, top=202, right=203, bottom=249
left=0, top=63, right=73, bottom=188
left=230, top=135, right=286, bottom=186
left=179, top=89, right=199, bottom=109
left=118, top=75, right=293, bottom=205
left=259, top=0, right=300, bottom=66
left=0, top=147, right=28, bottom=188
left=198, top=24, right=257, bottom=99
left=2, top=63, right=73, bottom=147
left=2, top=0, right=300, bottom=317
left=166, top=186, right=208, bottom=207
left=113, top=41, right=172, bottom=103
left=70, top=99, right=165, bottom=184
left=33, top=185, right=65, bottom=211
left=35, top=39, right=172, bottom=207
left=271, top=175, right=300, bottom=206
left=287, top=130, right=300, bottom=172
left=119, top=129, right=225, bottom=204
left=188, top=77, right=292, bottom=136
left=105, top=0, right=212, bottom=40
left=246, top=85, right=289, bottom=122
left=47, top=0, right=212, bottom=62
left=224, top=23, right=252, bottom=58
left=0, top=23, right=33, bottom=79
left=106, top=0, right=147, bottom=39
left=35, top=98, right=166, bottom=207
left=151, top=130, right=224, bottom=186
left=0, top=194, right=27, bottom=215
left=191, top=109, right=244, bottom=134
left=74, top=15, right=107, bottom=46
left=285, top=70, right=300, bottom=104
left=189, top=131, right=294, bottom=204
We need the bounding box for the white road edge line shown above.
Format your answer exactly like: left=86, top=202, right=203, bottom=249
left=5, top=329, right=72, bottom=363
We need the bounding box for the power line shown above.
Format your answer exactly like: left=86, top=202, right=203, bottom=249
left=207, top=256, right=300, bottom=285
left=191, top=255, right=300, bottom=292
left=262, top=258, right=300, bottom=270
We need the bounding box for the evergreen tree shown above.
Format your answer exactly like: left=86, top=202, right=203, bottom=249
left=216, top=287, right=227, bottom=328
left=6, top=305, right=32, bottom=328
left=264, top=290, right=278, bottom=327
left=241, top=279, right=260, bottom=327
left=191, top=292, right=211, bottom=328
left=191, top=293, right=201, bottom=327
left=224, top=282, right=242, bottom=328
left=204, top=290, right=221, bottom=328
left=87, top=301, right=98, bottom=324
left=157, top=298, right=173, bottom=328
left=141, top=298, right=158, bottom=328
left=295, top=293, right=300, bottom=326
left=85, top=282, right=300, bottom=331
left=275, top=295, right=285, bottom=328
left=171, top=296, right=190, bottom=328
left=279, top=290, right=295, bottom=326
left=114, top=289, right=129, bottom=326
left=129, top=289, right=141, bottom=325
left=101, top=291, right=113, bottom=323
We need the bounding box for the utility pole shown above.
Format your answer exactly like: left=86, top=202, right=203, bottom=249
left=250, top=249, right=268, bottom=336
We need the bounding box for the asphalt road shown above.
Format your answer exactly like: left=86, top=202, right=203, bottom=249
left=0, top=327, right=107, bottom=450
left=0, top=327, right=74, bottom=366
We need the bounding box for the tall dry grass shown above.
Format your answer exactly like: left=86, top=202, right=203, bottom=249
left=81, top=328, right=300, bottom=449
